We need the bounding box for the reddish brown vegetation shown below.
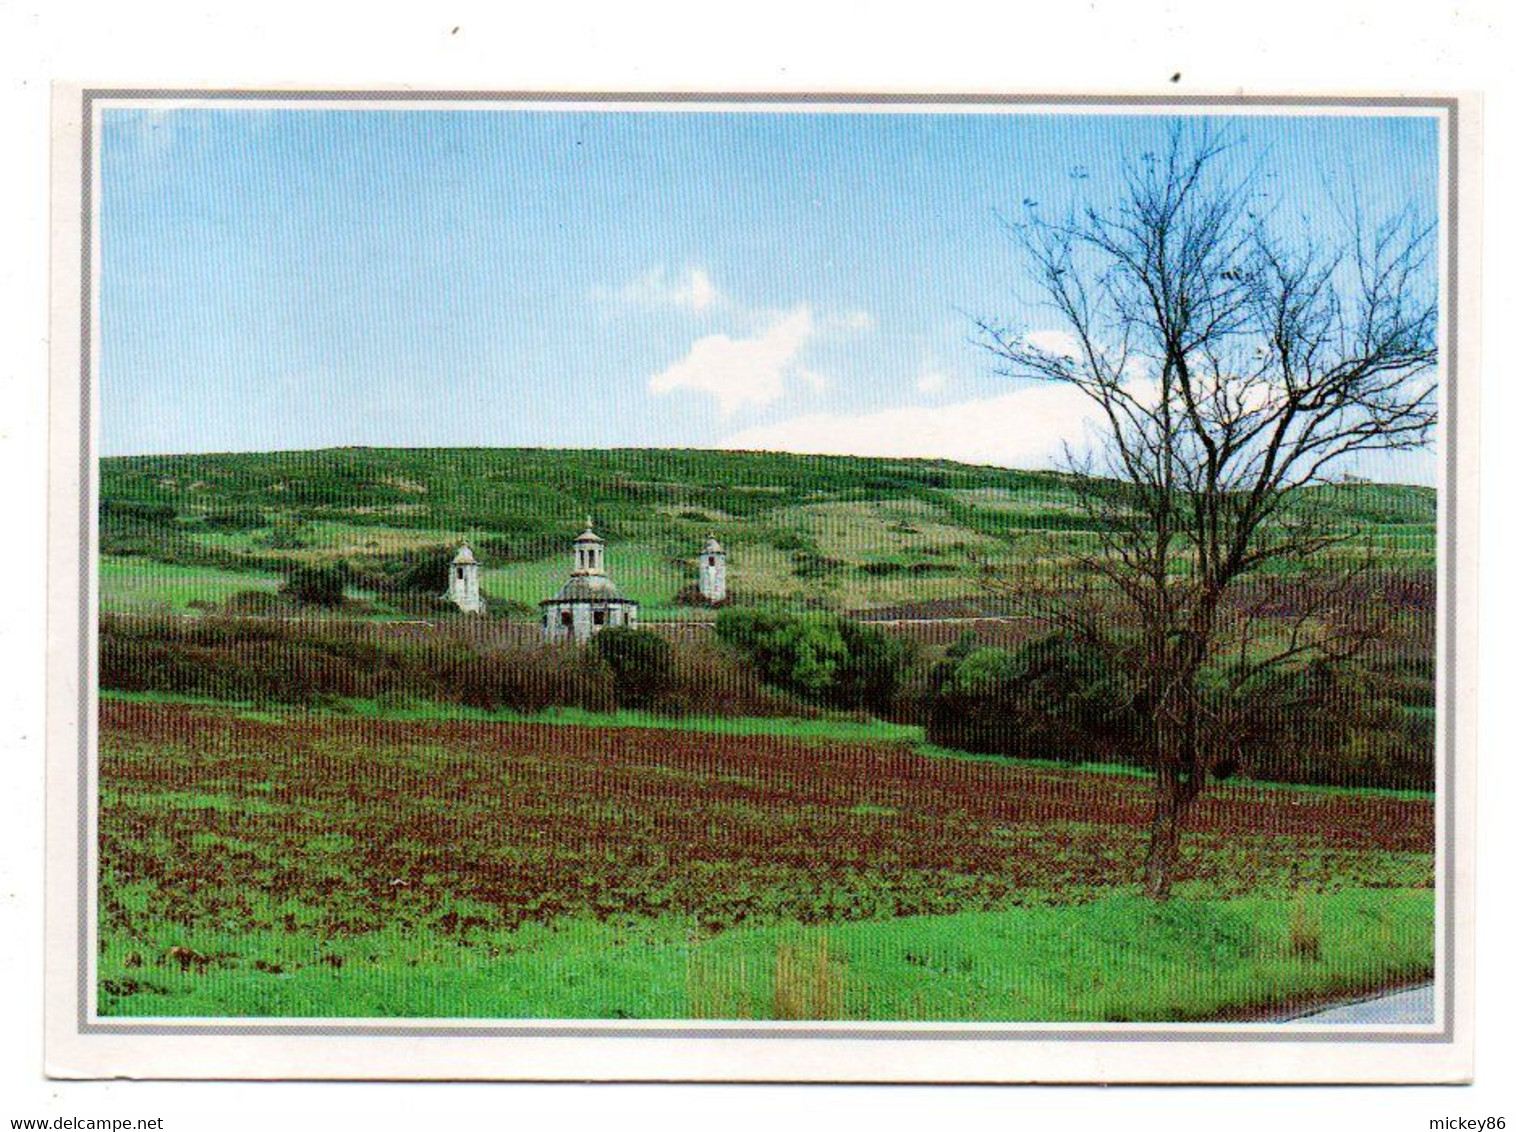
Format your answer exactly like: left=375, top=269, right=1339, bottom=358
left=99, top=700, right=1432, bottom=942
left=99, top=613, right=802, bottom=718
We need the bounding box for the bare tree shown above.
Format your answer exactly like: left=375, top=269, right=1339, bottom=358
left=977, top=125, right=1438, bottom=899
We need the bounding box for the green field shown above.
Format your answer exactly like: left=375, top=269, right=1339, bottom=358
left=100, top=556, right=283, bottom=613
left=100, top=888, right=1432, bottom=1021
left=98, top=447, right=1437, bottom=617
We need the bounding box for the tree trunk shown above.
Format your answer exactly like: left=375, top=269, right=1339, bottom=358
left=1143, top=767, right=1186, bottom=900
left=1143, top=697, right=1194, bottom=901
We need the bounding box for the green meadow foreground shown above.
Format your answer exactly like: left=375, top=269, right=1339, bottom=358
left=98, top=698, right=1434, bottom=1022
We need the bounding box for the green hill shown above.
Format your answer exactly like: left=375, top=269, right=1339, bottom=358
left=98, top=447, right=1436, bottom=618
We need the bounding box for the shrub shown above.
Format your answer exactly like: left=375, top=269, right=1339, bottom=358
left=339, top=546, right=457, bottom=597
left=476, top=536, right=529, bottom=562
left=198, top=506, right=265, bottom=531
left=221, top=590, right=290, bottom=616
left=793, top=552, right=843, bottom=580
left=258, top=520, right=310, bottom=550
left=100, top=499, right=176, bottom=526
left=831, top=617, right=910, bottom=713
left=714, top=609, right=906, bottom=712
left=435, top=644, right=613, bottom=714
left=485, top=597, right=537, bottom=620
left=716, top=609, right=842, bottom=702
left=281, top=564, right=347, bottom=607
left=1227, top=659, right=1434, bottom=791
left=390, top=547, right=454, bottom=595
left=592, top=627, right=673, bottom=709
left=926, top=633, right=1132, bottom=763
left=672, top=583, right=729, bottom=608
left=96, top=614, right=616, bottom=713
left=656, top=640, right=810, bottom=718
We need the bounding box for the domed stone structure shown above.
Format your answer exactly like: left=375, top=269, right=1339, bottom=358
left=540, top=518, right=639, bottom=643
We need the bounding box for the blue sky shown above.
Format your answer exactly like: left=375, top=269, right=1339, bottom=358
left=98, top=106, right=1442, bottom=482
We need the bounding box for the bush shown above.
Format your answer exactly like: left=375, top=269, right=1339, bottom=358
left=831, top=617, right=910, bottom=713
left=655, top=640, right=810, bottom=718
left=282, top=564, right=347, bottom=607
left=96, top=614, right=616, bottom=713
left=672, top=583, right=729, bottom=608
left=1228, top=660, right=1434, bottom=791
left=926, top=633, right=1132, bottom=763
left=97, top=614, right=814, bottom=721
left=258, top=520, right=310, bottom=550
left=793, top=552, right=843, bottom=580
left=339, top=546, right=457, bottom=597
left=714, top=609, right=906, bottom=712
left=475, top=536, right=530, bottom=562
left=592, top=627, right=673, bottom=709
left=391, top=547, right=454, bottom=595
left=101, top=499, right=176, bottom=526
left=435, top=645, right=613, bottom=714
left=921, top=634, right=1434, bottom=790
left=221, top=589, right=291, bottom=617
left=198, top=506, right=265, bottom=531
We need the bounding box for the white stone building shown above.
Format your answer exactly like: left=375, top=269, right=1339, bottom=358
left=698, top=533, right=727, bottom=603
left=445, top=544, right=486, bottom=613
left=540, top=519, right=639, bottom=643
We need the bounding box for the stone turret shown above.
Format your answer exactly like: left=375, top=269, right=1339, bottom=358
left=698, top=533, right=726, bottom=603
left=446, top=545, right=485, bottom=614
left=571, top=516, right=606, bottom=576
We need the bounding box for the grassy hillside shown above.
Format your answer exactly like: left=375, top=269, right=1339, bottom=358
left=99, top=447, right=1436, bottom=617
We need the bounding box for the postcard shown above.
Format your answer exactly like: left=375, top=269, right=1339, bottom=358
left=45, top=87, right=1478, bottom=1081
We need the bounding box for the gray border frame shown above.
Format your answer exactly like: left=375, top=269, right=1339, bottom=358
left=74, top=89, right=1460, bottom=1047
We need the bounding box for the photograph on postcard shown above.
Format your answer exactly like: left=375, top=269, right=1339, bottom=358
left=53, top=94, right=1468, bottom=1070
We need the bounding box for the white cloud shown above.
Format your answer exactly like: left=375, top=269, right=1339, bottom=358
left=682, top=268, right=717, bottom=312
left=915, top=369, right=951, bottom=395
left=798, top=367, right=828, bottom=392
left=649, top=306, right=815, bottom=416
left=1024, top=329, right=1084, bottom=359
left=842, top=309, right=874, bottom=330
left=602, top=266, right=722, bottom=312
left=720, top=384, right=1102, bottom=469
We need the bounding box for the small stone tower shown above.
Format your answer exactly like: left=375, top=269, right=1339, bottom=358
left=445, top=545, right=486, bottom=614
left=540, top=517, right=639, bottom=643
left=698, top=533, right=726, bottom=603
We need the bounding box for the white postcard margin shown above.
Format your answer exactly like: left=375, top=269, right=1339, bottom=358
left=43, top=85, right=1480, bottom=1083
